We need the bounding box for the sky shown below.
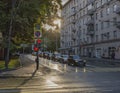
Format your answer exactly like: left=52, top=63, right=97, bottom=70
left=62, top=0, right=69, bottom=5
left=45, top=0, right=69, bottom=30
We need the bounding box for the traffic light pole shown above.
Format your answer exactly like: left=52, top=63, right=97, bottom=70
left=35, top=39, right=42, bottom=70
left=36, top=50, right=39, bottom=70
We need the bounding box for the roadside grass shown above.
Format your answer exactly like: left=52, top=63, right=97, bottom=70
left=0, top=57, right=20, bottom=70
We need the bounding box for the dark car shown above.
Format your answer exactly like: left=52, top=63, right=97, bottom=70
left=67, top=55, right=86, bottom=67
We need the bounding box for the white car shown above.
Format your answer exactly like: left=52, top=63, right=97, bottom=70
left=60, top=55, right=69, bottom=63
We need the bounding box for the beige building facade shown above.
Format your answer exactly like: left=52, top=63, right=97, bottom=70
left=60, top=0, right=120, bottom=59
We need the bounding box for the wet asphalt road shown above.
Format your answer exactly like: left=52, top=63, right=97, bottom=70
left=0, top=55, right=120, bottom=93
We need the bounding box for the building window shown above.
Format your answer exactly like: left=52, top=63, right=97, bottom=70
left=107, top=32, right=110, bottom=40
left=113, top=5, right=117, bottom=12
left=107, top=7, right=110, bottom=15
left=96, top=2, right=99, bottom=8
left=100, top=10, right=103, bottom=17
left=87, top=37, right=89, bottom=43
left=101, top=0, right=106, bottom=5
left=96, top=35, right=98, bottom=42
left=96, top=24, right=98, bottom=31
left=96, top=13, right=98, bottom=20
left=83, top=10, right=85, bottom=15
left=107, top=20, right=110, bottom=27
left=113, top=31, right=117, bottom=39
left=101, top=22, right=104, bottom=30
left=101, top=34, right=104, bottom=41
left=113, top=17, right=117, bottom=26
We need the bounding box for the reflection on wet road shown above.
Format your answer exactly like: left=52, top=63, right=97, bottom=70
left=1, top=55, right=120, bottom=93
left=38, top=58, right=120, bottom=73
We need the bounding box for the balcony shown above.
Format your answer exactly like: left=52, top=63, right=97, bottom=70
left=86, top=19, right=94, bottom=25
left=87, top=8, right=95, bottom=15
left=114, top=7, right=120, bottom=14
left=86, top=26, right=94, bottom=36
left=86, top=31, right=94, bottom=35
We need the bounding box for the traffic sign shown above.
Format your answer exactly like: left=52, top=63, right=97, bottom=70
left=35, top=31, right=41, bottom=37
left=34, top=23, right=42, bottom=38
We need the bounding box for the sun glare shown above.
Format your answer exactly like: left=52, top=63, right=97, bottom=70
left=53, top=19, right=61, bottom=27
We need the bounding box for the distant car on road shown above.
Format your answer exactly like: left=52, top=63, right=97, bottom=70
left=55, top=53, right=61, bottom=61
left=67, top=55, right=86, bottom=67
left=47, top=53, right=53, bottom=60
left=60, top=55, right=69, bottom=64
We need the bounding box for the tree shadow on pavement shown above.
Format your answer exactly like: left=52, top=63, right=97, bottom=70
left=16, top=69, right=37, bottom=88
left=0, top=89, right=21, bottom=93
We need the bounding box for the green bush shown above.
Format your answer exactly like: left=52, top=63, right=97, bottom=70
left=0, top=58, right=20, bottom=70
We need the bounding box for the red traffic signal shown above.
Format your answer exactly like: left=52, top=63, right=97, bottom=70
left=34, top=45, right=39, bottom=52
left=37, top=39, right=42, bottom=44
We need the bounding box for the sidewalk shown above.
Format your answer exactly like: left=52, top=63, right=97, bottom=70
left=0, top=55, right=39, bottom=78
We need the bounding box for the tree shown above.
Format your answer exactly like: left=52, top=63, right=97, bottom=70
left=0, top=0, right=61, bottom=69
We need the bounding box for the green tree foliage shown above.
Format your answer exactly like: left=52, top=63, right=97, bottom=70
left=0, top=0, right=61, bottom=46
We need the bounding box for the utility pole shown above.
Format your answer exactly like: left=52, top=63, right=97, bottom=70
left=5, top=0, right=16, bottom=69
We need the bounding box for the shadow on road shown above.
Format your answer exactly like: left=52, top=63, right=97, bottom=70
left=16, top=69, right=37, bottom=88
left=0, top=89, right=21, bottom=93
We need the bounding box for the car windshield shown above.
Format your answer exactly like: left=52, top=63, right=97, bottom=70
left=63, top=55, right=68, bottom=58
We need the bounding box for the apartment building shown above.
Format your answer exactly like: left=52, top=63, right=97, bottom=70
left=60, top=0, right=120, bottom=59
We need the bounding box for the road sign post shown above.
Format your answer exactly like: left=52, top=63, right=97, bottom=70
left=34, top=23, right=42, bottom=70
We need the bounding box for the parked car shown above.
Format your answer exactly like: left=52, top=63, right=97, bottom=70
left=47, top=53, right=53, bottom=60
left=67, top=55, right=86, bottom=67
left=60, top=55, right=69, bottom=64
left=43, top=52, right=49, bottom=59
left=55, top=53, right=61, bottom=61
left=32, top=52, right=36, bottom=56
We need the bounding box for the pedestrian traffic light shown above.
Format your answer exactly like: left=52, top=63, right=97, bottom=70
left=37, top=39, right=42, bottom=44
left=37, top=39, right=42, bottom=48
left=34, top=45, right=39, bottom=52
